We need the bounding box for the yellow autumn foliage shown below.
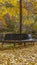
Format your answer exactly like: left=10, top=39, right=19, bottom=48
left=0, top=0, right=37, bottom=31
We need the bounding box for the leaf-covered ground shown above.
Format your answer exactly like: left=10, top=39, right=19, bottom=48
left=0, top=43, right=37, bottom=65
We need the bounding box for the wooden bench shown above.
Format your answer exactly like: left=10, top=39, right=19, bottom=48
left=0, top=34, right=36, bottom=47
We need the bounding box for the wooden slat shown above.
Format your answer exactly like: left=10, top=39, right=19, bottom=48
left=0, top=39, right=37, bottom=43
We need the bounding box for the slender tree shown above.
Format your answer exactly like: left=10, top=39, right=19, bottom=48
left=20, top=0, right=22, bottom=35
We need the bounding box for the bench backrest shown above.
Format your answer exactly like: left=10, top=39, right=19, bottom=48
left=4, top=34, right=31, bottom=40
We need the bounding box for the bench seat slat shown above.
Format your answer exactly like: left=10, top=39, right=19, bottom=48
left=0, top=39, right=37, bottom=43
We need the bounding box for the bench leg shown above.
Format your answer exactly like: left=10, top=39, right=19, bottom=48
left=14, top=43, right=15, bottom=47
left=2, top=42, right=4, bottom=49
left=32, top=42, right=34, bottom=45
left=24, top=42, right=25, bottom=46
left=30, top=42, right=34, bottom=45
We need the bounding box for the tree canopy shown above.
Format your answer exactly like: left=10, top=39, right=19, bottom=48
left=0, top=0, right=37, bottom=34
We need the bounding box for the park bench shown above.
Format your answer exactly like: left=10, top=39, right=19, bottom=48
left=0, top=33, right=37, bottom=47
